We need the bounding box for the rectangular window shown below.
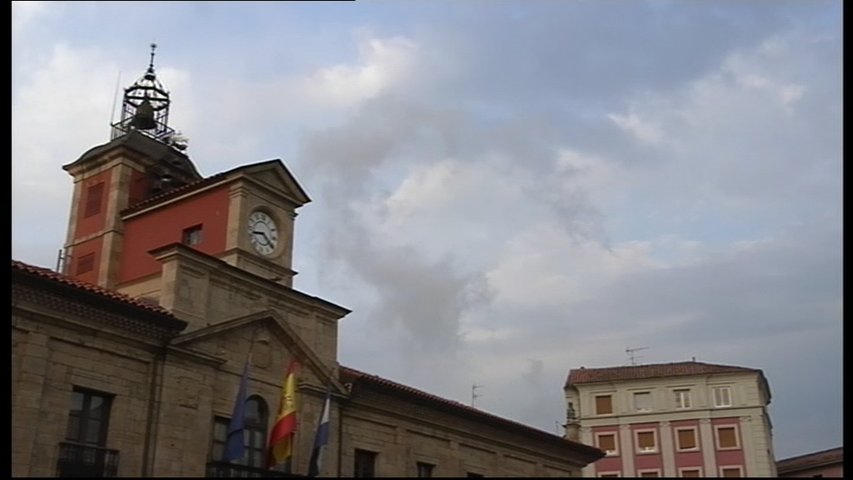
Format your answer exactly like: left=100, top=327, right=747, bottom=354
left=66, top=388, right=113, bottom=446
left=595, top=394, right=613, bottom=415
left=633, top=391, right=652, bottom=412
left=417, top=462, right=434, bottom=477
left=76, top=253, right=95, bottom=275
left=84, top=182, right=105, bottom=218
left=598, top=473, right=621, bottom=478
left=354, top=449, right=377, bottom=478
left=638, top=470, right=661, bottom=477
left=182, top=224, right=203, bottom=247
left=635, top=430, right=657, bottom=453
left=715, top=425, right=740, bottom=450
left=713, top=386, right=733, bottom=407
left=675, top=427, right=698, bottom=451
left=678, top=467, right=702, bottom=477
left=466, top=473, right=483, bottom=478
left=595, top=432, right=618, bottom=456
left=59, top=388, right=117, bottom=478
left=674, top=389, right=691, bottom=409
left=720, top=466, right=743, bottom=477
left=211, top=417, right=229, bottom=464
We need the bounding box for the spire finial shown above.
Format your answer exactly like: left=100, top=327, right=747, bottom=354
left=148, top=43, right=157, bottom=72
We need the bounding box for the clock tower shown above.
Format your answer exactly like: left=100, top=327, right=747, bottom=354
left=61, top=46, right=314, bottom=321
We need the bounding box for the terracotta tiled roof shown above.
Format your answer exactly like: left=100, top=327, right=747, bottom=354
left=565, top=361, right=763, bottom=388
left=777, top=446, right=843, bottom=474
left=12, top=260, right=180, bottom=321
left=339, top=366, right=604, bottom=459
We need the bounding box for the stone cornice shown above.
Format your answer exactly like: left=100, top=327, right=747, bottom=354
left=149, top=242, right=351, bottom=318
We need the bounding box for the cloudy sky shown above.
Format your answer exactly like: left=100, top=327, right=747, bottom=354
left=12, top=1, right=841, bottom=460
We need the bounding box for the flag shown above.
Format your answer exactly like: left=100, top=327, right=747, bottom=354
left=307, top=387, right=332, bottom=477
left=223, top=357, right=250, bottom=462
left=267, top=359, right=299, bottom=468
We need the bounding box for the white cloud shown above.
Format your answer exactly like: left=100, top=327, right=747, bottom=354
left=304, top=36, right=419, bottom=107
left=728, top=67, right=805, bottom=109
left=165, top=34, right=420, bottom=172
left=607, top=110, right=665, bottom=145
left=384, top=159, right=461, bottom=223
left=599, top=30, right=838, bottom=230
left=554, top=148, right=627, bottom=208
left=485, top=223, right=660, bottom=308
left=12, top=1, right=49, bottom=38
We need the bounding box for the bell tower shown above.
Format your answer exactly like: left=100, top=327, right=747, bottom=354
left=111, top=43, right=176, bottom=142
left=61, top=45, right=201, bottom=288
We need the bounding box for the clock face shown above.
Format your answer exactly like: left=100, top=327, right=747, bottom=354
left=247, top=210, right=279, bottom=256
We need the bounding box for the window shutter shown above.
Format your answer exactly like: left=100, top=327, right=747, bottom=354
left=677, top=429, right=696, bottom=450
left=595, top=395, right=613, bottom=415
left=598, top=434, right=616, bottom=452
left=637, top=431, right=655, bottom=450
left=718, top=427, right=737, bottom=448
left=84, top=182, right=105, bottom=218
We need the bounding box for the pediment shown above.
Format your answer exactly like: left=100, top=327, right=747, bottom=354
left=170, top=309, right=345, bottom=395
left=232, top=160, right=311, bottom=207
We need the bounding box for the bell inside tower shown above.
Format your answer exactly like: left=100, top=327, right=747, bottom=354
left=111, top=43, right=175, bottom=141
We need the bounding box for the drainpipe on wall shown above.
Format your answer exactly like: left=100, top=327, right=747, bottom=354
left=141, top=344, right=168, bottom=477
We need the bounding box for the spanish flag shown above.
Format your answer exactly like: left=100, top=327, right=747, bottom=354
left=267, top=359, right=298, bottom=469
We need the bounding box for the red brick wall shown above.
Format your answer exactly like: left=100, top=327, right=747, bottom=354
left=119, top=186, right=230, bottom=283
left=74, top=170, right=112, bottom=239
left=69, top=237, right=102, bottom=285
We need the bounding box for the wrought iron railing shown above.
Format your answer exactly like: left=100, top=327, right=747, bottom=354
left=206, top=461, right=303, bottom=478
left=57, top=442, right=119, bottom=477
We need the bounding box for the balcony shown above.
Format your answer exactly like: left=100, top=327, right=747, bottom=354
left=206, top=461, right=304, bottom=478
left=57, top=442, right=119, bottom=477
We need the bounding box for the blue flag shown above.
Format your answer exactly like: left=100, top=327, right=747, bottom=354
left=223, top=359, right=250, bottom=462
left=307, top=387, right=332, bottom=477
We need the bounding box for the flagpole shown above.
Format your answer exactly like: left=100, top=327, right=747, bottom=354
left=222, top=329, right=262, bottom=463
left=307, top=384, right=332, bottom=477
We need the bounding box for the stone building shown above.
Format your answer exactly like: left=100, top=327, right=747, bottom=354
left=564, top=361, right=776, bottom=477
left=11, top=51, right=603, bottom=477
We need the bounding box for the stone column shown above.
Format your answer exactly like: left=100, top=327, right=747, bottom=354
left=579, top=427, right=595, bottom=478
left=619, top=424, right=635, bottom=477
left=699, top=418, right=717, bottom=476
left=659, top=420, right=676, bottom=477
left=739, top=416, right=757, bottom=476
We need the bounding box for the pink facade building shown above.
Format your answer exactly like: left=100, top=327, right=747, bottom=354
left=564, top=361, right=776, bottom=477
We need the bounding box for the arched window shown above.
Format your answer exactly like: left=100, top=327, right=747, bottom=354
left=244, top=396, right=268, bottom=468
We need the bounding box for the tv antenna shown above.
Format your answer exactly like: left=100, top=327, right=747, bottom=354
left=471, top=384, right=483, bottom=407
left=626, top=346, right=649, bottom=366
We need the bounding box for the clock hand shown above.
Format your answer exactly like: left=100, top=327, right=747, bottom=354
left=253, top=230, right=273, bottom=245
